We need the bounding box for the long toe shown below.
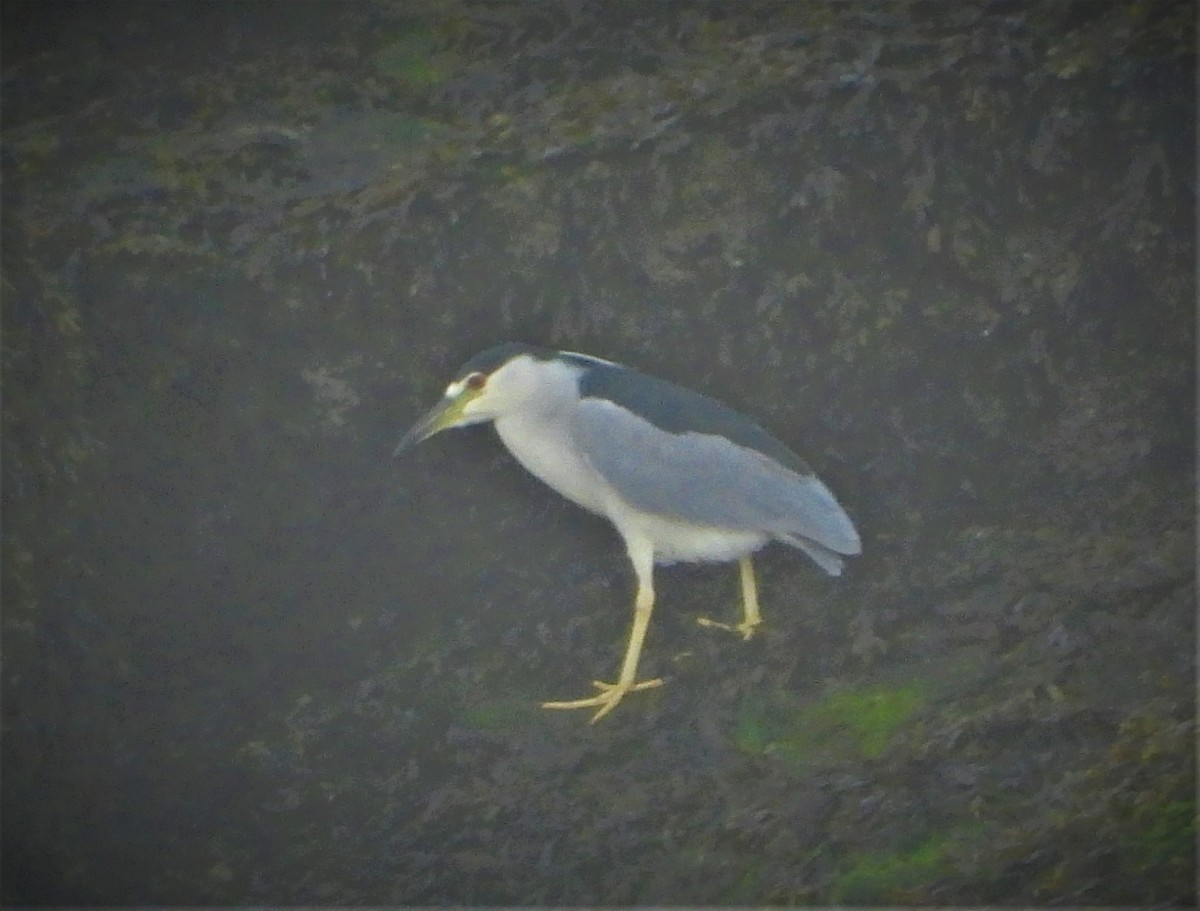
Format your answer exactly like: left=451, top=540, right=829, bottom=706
left=696, top=616, right=761, bottom=641
left=541, top=677, right=664, bottom=722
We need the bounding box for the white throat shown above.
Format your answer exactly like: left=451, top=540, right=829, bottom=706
left=490, top=357, right=616, bottom=516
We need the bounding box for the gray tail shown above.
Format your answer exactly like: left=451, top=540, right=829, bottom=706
left=782, top=534, right=849, bottom=576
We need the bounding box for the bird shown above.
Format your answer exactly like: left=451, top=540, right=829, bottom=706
left=394, top=343, right=861, bottom=722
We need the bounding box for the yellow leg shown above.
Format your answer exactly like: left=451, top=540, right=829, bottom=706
left=696, top=555, right=762, bottom=640
left=738, top=554, right=762, bottom=636
left=542, top=537, right=664, bottom=722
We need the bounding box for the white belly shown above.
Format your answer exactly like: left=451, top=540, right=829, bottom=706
left=494, top=413, right=767, bottom=565
left=611, top=509, right=768, bottom=565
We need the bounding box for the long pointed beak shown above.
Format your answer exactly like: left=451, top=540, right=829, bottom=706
left=393, top=396, right=462, bottom=457
left=393, top=393, right=472, bottom=458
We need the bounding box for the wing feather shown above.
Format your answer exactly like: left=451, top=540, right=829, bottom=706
left=574, top=398, right=860, bottom=555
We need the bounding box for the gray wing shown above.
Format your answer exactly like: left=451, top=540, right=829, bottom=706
left=574, top=398, right=861, bottom=556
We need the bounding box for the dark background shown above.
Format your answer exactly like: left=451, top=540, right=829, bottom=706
left=2, top=0, right=1194, bottom=903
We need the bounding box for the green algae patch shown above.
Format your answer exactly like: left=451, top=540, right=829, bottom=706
left=831, top=833, right=954, bottom=902
left=1124, top=798, right=1195, bottom=888
left=372, top=23, right=447, bottom=88
left=735, top=681, right=928, bottom=768
left=826, top=684, right=928, bottom=757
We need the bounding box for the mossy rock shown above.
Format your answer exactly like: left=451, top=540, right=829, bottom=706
left=831, top=832, right=954, bottom=902
left=735, top=680, right=929, bottom=768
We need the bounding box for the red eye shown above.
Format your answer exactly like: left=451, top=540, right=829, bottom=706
left=465, top=372, right=487, bottom=391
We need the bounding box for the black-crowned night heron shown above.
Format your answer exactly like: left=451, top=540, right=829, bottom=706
left=396, top=343, right=861, bottom=721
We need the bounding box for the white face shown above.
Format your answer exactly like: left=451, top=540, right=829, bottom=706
left=449, top=354, right=578, bottom=426
left=397, top=353, right=586, bottom=456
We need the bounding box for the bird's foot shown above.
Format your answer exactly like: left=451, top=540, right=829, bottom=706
left=696, top=616, right=760, bottom=641
left=542, top=677, right=664, bottom=723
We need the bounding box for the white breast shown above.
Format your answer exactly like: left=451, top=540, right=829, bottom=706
left=494, top=412, right=617, bottom=517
